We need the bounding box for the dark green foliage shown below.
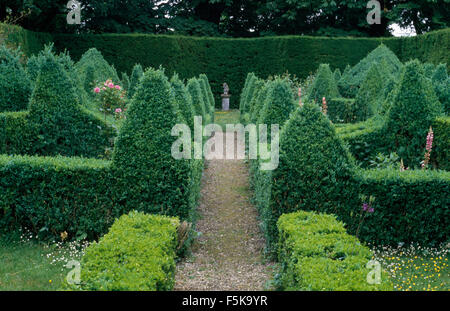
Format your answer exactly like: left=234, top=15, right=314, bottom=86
left=171, top=74, right=195, bottom=130
left=26, top=45, right=88, bottom=107
left=328, top=98, right=357, bottom=123
left=431, top=64, right=449, bottom=114
left=339, top=44, right=403, bottom=98
left=240, top=73, right=256, bottom=112
left=0, top=45, right=31, bottom=112
left=0, top=155, right=115, bottom=240
left=75, top=48, right=120, bottom=94
left=258, top=78, right=295, bottom=128
left=128, top=63, right=144, bottom=98
left=187, top=78, right=206, bottom=120
left=242, top=74, right=259, bottom=115
left=262, top=104, right=357, bottom=252
left=333, top=68, right=341, bottom=83
left=432, top=116, right=450, bottom=170
left=121, top=72, right=130, bottom=91
left=277, top=211, right=393, bottom=291
left=308, top=64, right=340, bottom=104
left=352, top=169, right=450, bottom=246
left=198, top=76, right=212, bottom=117
left=0, top=111, right=33, bottom=154
left=199, top=74, right=215, bottom=118
left=384, top=60, right=443, bottom=168
left=423, top=63, right=436, bottom=78
left=245, top=79, right=265, bottom=124
left=354, top=64, right=385, bottom=121
left=27, top=54, right=114, bottom=158
left=250, top=80, right=272, bottom=124
left=112, top=68, right=196, bottom=220
left=76, top=211, right=178, bottom=291
left=42, top=29, right=450, bottom=109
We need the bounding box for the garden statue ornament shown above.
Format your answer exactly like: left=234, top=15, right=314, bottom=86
left=221, top=82, right=230, bottom=111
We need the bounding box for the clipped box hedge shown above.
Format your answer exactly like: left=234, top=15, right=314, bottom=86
left=0, top=155, right=117, bottom=240
left=75, top=211, right=179, bottom=291
left=277, top=211, right=393, bottom=291
left=350, top=168, right=450, bottom=246
left=328, top=97, right=357, bottom=124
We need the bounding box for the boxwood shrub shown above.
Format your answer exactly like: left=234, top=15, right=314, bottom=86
left=187, top=78, right=207, bottom=122
left=75, top=48, right=120, bottom=94
left=171, top=73, right=195, bottom=130
left=74, top=211, right=179, bottom=291
left=307, top=64, right=340, bottom=104
left=112, top=68, right=198, bottom=221
left=338, top=44, right=402, bottom=98
left=258, top=77, right=296, bottom=129
left=0, top=154, right=115, bottom=240
left=277, top=211, right=393, bottom=291
left=351, top=168, right=450, bottom=246
left=27, top=53, right=115, bottom=158
left=199, top=74, right=215, bottom=117
left=384, top=60, right=443, bottom=168
left=261, top=104, right=357, bottom=253
left=128, top=63, right=144, bottom=98
left=0, top=45, right=32, bottom=112
left=328, top=97, right=357, bottom=123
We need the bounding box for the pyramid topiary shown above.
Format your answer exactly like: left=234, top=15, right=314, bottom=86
left=250, top=80, right=272, bottom=124
left=27, top=45, right=88, bottom=107
left=384, top=60, right=443, bottom=168
left=121, top=72, right=130, bottom=91
left=308, top=64, right=340, bottom=104
left=242, top=74, right=258, bottom=116
left=431, top=64, right=449, bottom=114
left=27, top=53, right=114, bottom=157
left=75, top=48, right=119, bottom=94
left=240, top=72, right=256, bottom=112
left=198, top=76, right=212, bottom=117
left=339, top=44, right=403, bottom=98
left=112, top=68, right=195, bottom=220
left=128, top=63, right=144, bottom=98
left=171, top=73, right=195, bottom=130
left=0, top=45, right=31, bottom=112
left=199, top=74, right=215, bottom=113
left=354, top=64, right=385, bottom=121
left=187, top=78, right=207, bottom=121
left=258, top=77, right=296, bottom=129
left=423, top=63, right=436, bottom=78
left=264, top=103, right=356, bottom=252
left=246, top=79, right=265, bottom=123
left=334, top=68, right=341, bottom=84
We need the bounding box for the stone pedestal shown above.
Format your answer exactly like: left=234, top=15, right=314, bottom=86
left=221, top=94, right=230, bottom=111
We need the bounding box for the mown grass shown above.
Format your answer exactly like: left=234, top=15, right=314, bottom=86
left=0, top=236, right=87, bottom=291
left=373, top=244, right=449, bottom=291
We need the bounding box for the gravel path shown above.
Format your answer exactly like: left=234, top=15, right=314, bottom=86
left=174, top=131, right=274, bottom=291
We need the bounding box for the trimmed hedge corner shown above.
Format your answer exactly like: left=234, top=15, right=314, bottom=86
left=277, top=211, right=393, bottom=291
left=75, top=211, right=179, bottom=291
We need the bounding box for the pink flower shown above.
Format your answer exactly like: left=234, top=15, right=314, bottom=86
left=115, top=85, right=121, bottom=90
left=108, top=82, right=114, bottom=88
left=115, top=108, right=122, bottom=114
left=94, top=87, right=100, bottom=93
left=102, top=87, right=106, bottom=91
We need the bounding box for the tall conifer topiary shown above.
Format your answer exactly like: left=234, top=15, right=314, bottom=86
left=112, top=68, right=195, bottom=219
left=308, top=64, right=340, bottom=104
left=264, top=103, right=356, bottom=252
left=171, top=74, right=195, bottom=130
left=0, top=45, right=31, bottom=111
left=384, top=60, right=443, bottom=168
left=128, top=64, right=144, bottom=98
left=259, top=78, right=296, bottom=128
left=187, top=78, right=207, bottom=121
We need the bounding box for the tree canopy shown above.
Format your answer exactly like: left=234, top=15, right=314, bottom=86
left=2, top=0, right=449, bottom=37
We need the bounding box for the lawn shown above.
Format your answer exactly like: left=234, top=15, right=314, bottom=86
left=0, top=235, right=88, bottom=291
left=214, top=109, right=240, bottom=129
